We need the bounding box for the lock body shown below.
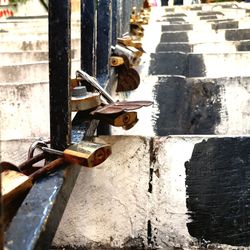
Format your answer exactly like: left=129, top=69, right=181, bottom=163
left=64, top=141, right=112, bottom=168
left=1, top=170, right=32, bottom=229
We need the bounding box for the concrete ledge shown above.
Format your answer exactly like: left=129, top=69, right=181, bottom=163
left=226, top=28, right=250, bottom=41
left=237, top=40, right=250, bottom=50
left=197, top=11, right=224, bottom=16
left=164, top=13, right=187, bottom=17
left=149, top=52, right=187, bottom=75
left=0, top=59, right=80, bottom=84
left=192, top=52, right=250, bottom=77
left=156, top=41, right=238, bottom=53
left=0, top=38, right=80, bottom=52
left=161, top=31, right=189, bottom=43
left=162, top=23, right=193, bottom=32
left=161, top=30, right=226, bottom=43
left=156, top=42, right=192, bottom=52
left=153, top=76, right=250, bottom=135
left=200, top=15, right=218, bottom=20
left=0, top=139, right=36, bottom=164
left=164, top=17, right=186, bottom=23
left=0, top=81, right=49, bottom=140
left=0, top=50, right=77, bottom=65
left=53, top=135, right=250, bottom=249
left=150, top=52, right=250, bottom=77
left=211, top=20, right=238, bottom=30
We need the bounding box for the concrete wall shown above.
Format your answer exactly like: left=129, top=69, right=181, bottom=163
left=53, top=135, right=250, bottom=249
left=53, top=135, right=196, bottom=249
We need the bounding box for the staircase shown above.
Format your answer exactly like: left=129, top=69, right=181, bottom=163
left=53, top=2, right=250, bottom=249
left=0, top=16, right=80, bottom=163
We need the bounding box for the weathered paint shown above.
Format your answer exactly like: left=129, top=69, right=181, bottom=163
left=150, top=52, right=250, bottom=77
left=186, top=137, right=250, bottom=246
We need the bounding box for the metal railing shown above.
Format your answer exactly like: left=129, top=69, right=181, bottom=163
left=3, top=0, right=144, bottom=249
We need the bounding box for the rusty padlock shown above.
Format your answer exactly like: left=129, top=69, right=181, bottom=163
left=115, top=54, right=140, bottom=92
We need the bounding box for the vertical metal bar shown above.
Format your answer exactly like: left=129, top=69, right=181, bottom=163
left=112, top=0, right=117, bottom=46
left=0, top=163, right=3, bottom=250
left=81, top=0, right=96, bottom=75
left=96, top=0, right=112, bottom=82
left=49, top=0, right=71, bottom=151
left=122, top=0, right=131, bottom=35
left=116, top=0, right=122, bottom=37
left=0, top=114, right=3, bottom=250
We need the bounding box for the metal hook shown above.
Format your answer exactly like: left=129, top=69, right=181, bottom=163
left=28, top=140, right=49, bottom=160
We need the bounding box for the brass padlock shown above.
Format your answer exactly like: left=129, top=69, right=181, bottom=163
left=92, top=111, right=138, bottom=129
left=110, top=56, right=124, bottom=67
left=43, top=141, right=112, bottom=168
left=112, top=45, right=140, bottom=66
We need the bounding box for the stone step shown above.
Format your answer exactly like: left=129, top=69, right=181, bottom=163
left=52, top=135, right=250, bottom=249
left=226, top=28, right=250, bottom=40
left=0, top=37, right=80, bottom=52
left=111, top=74, right=250, bottom=136
left=153, top=75, right=250, bottom=135
left=0, top=50, right=77, bottom=65
left=0, top=59, right=80, bottom=84
left=0, top=81, right=49, bottom=141
left=149, top=52, right=250, bottom=77
left=160, top=30, right=226, bottom=43
left=160, top=28, right=250, bottom=44
left=161, top=20, right=240, bottom=33
left=156, top=40, right=250, bottom=53
left=162, top=23, right=193, bottom=32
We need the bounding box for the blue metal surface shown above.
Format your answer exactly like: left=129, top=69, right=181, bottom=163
left=96, top=0, right=112, bottom=85
left=81, top=0, right=96, bottom=75
left=112, top=0, right=117, bottom=46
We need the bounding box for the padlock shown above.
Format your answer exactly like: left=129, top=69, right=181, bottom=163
left=42, top=140, right=112, bottom=168
left=126, top=46, right=143, bottom=59
left=1, top=140, right=112, bottom=228
left=110, top=56, right=124, bottom=67
left=71, top=86, right=101, bottom=112
left=76, top=70, right=153, bottom=128
left=117, top=37, right=145, bottom=54
left=117, top=36, right=133, bottom=47
left=92, top=111, right=138, bottom=129
left=130, top=23, right=144, bottom=38
left=1, top=158, right=64, bottom=229
left=111, top=44, right=140, bottom=66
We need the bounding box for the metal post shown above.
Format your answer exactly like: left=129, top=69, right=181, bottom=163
left=121, top=0, right=131, bottom=35
left=96, top=0, right=112, bottom=83
left=81, top=0, right=96, bottom=75
left=116, top=0, right=122, bottom=37
left=0, top=163, right=3, bottom=250
left=49, top=0, right=71, bottom=150
left=112, top=0, right=117, bottom=46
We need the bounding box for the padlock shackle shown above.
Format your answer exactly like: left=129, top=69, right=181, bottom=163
left=76, top=69, right=115, bottom=104
left=29, top=158, right=65, bottom=182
